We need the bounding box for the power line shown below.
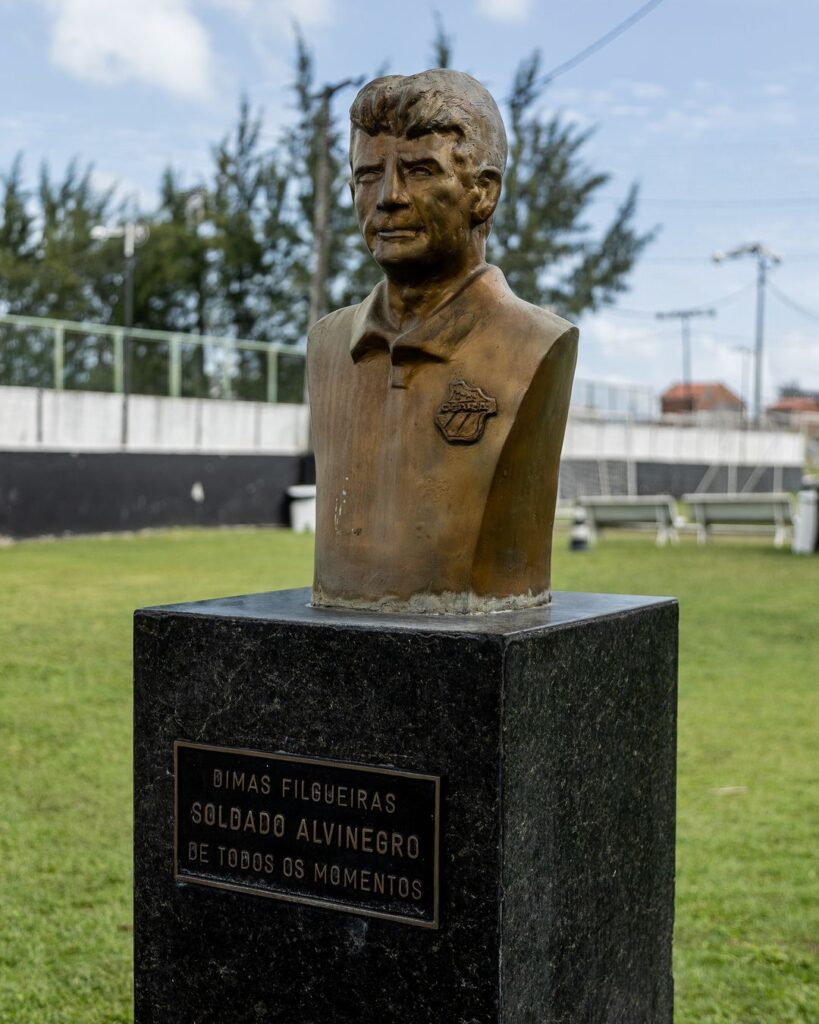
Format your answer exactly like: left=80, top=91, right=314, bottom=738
left=599, top=136, right=819, bottom=153
left=709, top=281, right=759, bottom=307
left=606, top=307, right=660, bottom=320
left=642, top=256, right=721, bottom=264
left=712, top=243, right=781, bottom=426
left=643, top=252, right=819, bottom=264
left=768, top=281, right=819, bottom=323
left=607, top=281, right=757, bottom=320
left=656, top=197, right=819, bottom=208
left=596, top=195, right=819, bottom=209
left=542, top=0, right=666, bottom=84
left=655, top=306, right=716, bottom=397
left=709, top=329, right=764, bottom=344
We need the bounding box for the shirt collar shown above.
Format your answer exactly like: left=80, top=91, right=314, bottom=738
left=350, top=264, right=497, bottom=368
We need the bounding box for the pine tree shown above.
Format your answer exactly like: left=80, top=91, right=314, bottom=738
left=487, top=51, right=654, bottom=316
left=287, top=31, right=376, bottom=327
left=1, top=23, right=654, bottom=397
left=209, top=96, right=295, bottom=398
left=124, top=171, right=211, bottom=395
left=430, top=13, right=453, bottom=70
left=0, top=156, right=42, bottom=385
left=0, top=157, right=123, bottom=389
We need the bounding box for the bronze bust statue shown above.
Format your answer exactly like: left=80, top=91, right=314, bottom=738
left=308, top=69, right=578, bottom=613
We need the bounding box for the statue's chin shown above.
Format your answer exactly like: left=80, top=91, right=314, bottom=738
left=372, top=245, right=428, bottom=269
left=373, top=251, right=457, bottom=285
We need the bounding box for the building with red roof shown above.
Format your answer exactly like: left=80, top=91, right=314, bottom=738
left=661, top=382, right=745, bottom=416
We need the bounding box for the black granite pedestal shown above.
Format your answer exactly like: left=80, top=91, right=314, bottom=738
left=134, top=589, right=677, bottom=1024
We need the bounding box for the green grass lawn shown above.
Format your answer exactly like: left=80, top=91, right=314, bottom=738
left=0, top=528, right=816, bottom=1023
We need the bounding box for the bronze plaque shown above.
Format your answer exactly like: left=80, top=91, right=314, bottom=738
left=174, top=741, right=441, bottom=928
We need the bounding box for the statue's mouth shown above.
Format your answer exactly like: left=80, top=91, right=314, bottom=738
left=376, top=228, right=422, bottom=240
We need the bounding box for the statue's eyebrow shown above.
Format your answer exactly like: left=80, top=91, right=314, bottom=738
left=353, top=160, right=384, bottom=178
left=401, top=155, right=444, bottom=172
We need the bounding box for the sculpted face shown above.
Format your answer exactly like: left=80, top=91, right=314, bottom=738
left=350, top=131, right=497, bottom=279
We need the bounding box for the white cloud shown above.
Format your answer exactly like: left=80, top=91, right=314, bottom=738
left=576, top=314, right=679, bottom=389
left=643, top=93, right=798, bottom=144
left=761, top=82, right=789, bottom=98
left=621, top=80, right=668, bottom=101
left=477, top=0, right=532, bottom=23
left=608, top=103, right=652, bottom=119
left=42, top=0, right=215, bottom=100
left=210, top=0, right=335, bottom=30
left=91, top=167, right=158, bottom=210
left=206, top=0, right=334, bottom=85
left=549, top=80, right=668, bottom=124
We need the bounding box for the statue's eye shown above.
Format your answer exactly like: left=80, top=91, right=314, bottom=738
left=408, top=166, right=432, bottom=178
left=356, top=170, right=381, bottom=183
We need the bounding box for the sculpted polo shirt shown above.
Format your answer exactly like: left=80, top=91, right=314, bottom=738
left=307, top=264, right=578, bottom=613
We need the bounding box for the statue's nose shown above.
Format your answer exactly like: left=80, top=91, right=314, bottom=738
left=376, top=163, right=409, bottom=210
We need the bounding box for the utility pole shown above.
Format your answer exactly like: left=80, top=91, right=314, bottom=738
left=307, top=77, right=364, bottom=329
left=92, top=220, right=149, bottom=445
left=655, top=306, right=716, bottom=412
left=731, top=345, right=753, bottom=427
left=91, top=220, right=149, bottom=395
left=713, top=243, right=781, bottom=427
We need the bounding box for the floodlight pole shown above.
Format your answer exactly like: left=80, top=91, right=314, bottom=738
left=308, top=77, right=364, bottom=330
left=91, top=220, right=149, bottom=396
left=712, top=243, right=781, bottom=427
left=123, top=224, right=136, bottom=395
left=655, top=306, right=716, bottom=412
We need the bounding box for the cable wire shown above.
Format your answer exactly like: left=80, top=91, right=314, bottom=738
left=709, top=281, right=759, bottom=307
left=595, top=195, right=819, bottom=209
left=542, top=0, right=667, bottom=85
left=606, top=281, right=756, bottom=320
left=768, top=281, right=819, bottom=323
left=642, top=252, right=819, bottom=263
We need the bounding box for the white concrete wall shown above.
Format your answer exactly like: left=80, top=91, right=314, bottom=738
left=43, top=389, right=124, bottom=449
left=0, top=386, right=310, bottom=454
left=562, top=418, right=804, bottom=467
left=0, top=386, right=39, bottom=446
left=0, top=385, right=805, bottom=466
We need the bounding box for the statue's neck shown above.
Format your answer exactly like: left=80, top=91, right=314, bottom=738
left=383, top=245, right=487, bottom=330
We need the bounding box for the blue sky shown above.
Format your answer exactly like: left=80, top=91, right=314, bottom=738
left=1, top=0, right=818, bottom=400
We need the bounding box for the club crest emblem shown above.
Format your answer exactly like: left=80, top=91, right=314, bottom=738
left=435, top=379, right=498, bottom=445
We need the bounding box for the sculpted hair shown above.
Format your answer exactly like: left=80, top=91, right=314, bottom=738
left=349, top=69, right=508, bottom=176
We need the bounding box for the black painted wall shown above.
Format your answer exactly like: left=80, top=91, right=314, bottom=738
left=0, top=450, right=803, bottom=539
left=559, top=459, right=802, bottom=501
left=0, top=451, right=304, bottom=538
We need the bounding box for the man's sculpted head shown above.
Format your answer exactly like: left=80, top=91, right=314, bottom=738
left=349, top=70, right=507, bottom=280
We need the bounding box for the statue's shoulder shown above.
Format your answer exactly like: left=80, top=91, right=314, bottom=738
left=483, top=269, right=578, bottom=357
left=307, top=303, right=359, bottom=354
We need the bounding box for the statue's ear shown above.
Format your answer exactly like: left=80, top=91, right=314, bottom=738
left=472, top=167, right=502, bottom=226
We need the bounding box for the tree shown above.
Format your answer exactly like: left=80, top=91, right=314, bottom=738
left=208, top=96, right=298, bottom=398
left=430, top=13, right=454, bottom=70
left=0, top=156, right=42, bottom=385
left=1, top=22, right=653, bottom=398
left=287, top=30, right=377, bottom=331
left=124, top=171, right=212, bottom=395
left=487, top=51, right=654, bottom=317
left=0, top=156, right=123, bottom=389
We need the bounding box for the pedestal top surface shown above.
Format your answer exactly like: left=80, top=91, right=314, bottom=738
left=138, top=587, right=675, bottom=638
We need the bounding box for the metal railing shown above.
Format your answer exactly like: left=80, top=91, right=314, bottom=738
left=571, top=377, right=658, bottom=421
left=1, top=313, right=667, bottom=420
left=0, top=313, right=306, bottom=403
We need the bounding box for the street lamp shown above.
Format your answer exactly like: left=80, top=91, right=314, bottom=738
left=182, top=187, right=207, bottom=229
left=712, top=243, right=781, bottom=427
left=91, top=221, right=150, bottom=396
